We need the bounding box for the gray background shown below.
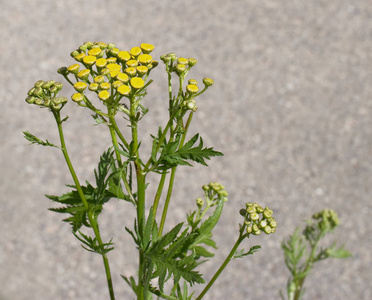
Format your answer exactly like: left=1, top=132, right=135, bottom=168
left=1, top=0, right=371, bottom=299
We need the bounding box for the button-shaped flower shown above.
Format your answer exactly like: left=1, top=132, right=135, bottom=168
left=130, top=77, right=145, bottom=89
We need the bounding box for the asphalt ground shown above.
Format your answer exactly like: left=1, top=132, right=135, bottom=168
left=1, top=1, right=371, bottom=299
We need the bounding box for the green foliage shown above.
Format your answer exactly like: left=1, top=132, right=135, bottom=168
left=23, top=131, right=59, bottom=148
left=281, top=209, right=352, bottom=300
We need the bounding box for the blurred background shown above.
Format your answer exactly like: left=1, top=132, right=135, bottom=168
left=1, top=1, right=371, bottom=299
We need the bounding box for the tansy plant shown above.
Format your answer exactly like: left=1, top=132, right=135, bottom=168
left=24, top=42, right=277, bottom=299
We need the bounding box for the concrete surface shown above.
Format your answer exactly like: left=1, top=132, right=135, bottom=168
left=1, top=0, right=371, bottom=299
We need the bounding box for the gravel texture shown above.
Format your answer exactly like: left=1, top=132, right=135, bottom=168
left=1, top=1, right=371, bottom=299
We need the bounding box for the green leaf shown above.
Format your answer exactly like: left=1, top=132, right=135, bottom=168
left=23, top=131, right=59, bottom=148
left=325, top=243, right=352, bottom=259
left=155, top=134, right=223, bottom=170
left=233, top=245, right=261, bottom=259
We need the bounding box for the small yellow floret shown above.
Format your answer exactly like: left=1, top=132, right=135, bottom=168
left=72, top=93, right=84, bottom=102
left=88, top=48, right=102, bottom=56
left=107, top=57, right=117, bottom=64
left=67, top=64, right=80, bottom=74
left=130, top=47, right=142, bottom=57
left=106, top=63, right=121, bottom=72
left=140, top=43, right=154, bottom=53
left=74, top=52, right=86, bottom=62
left=186, top=84, right=199, bottom=94
left=137, top=66, right=149, bottom=76
left=83, top=55, right=97, bottom=65
left=138, top=54, right=152, bottom=64
left=125, top=67, right=137, bottom=77
left=130, top=77, right=145, bottom=89
left=98, top=90, right=110, bottom=101
left=96, top=58, right=107, bottom=68
left=73, top=82, right=88, bottom=92
left=112, top=80, right=123, bottom=89
left=178, top=57, right=189, bottom=65
left=77, top=69, right=90, bottom=80
left=94, top=75, right=105, bottom=83
left=126, top=60, right=139, bottom=67
left=117, top=84, right=131, bottom=95
left=116, top=72, right=129, bottom=83
left=89, top=83, right=99, bottom=91
left=118, top=51, right=131, bottom=62
left=100, top=82, right=111, bottom=90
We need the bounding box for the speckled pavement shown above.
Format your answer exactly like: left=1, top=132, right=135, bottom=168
left=1, top=1, right=371, bottom=299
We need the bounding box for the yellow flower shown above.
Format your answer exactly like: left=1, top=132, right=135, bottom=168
left=112, top=80, right=123, bottom=89
left=67, top=64, right=80, bottom=74
left=74, top=52, right=86, bottom=62
left=177, top=57, right=189, bottom=65
left=126, top=59, right=139, bottom=67
left=140, top=43, right=154, bottom=54
left=188, top=58, right=197, bottom=66
left=96, top=58, right=107, bottom=68
left=89, top=83, right=99, bottom=91
left=186, top=84, right=198, bottom=94
left=203, top=78, right=214, bottom=87
left=98, top=90, right=110, bottom=101
left=138, top=54, right=152, bottom=64
left=117, top=84, right=131, bottom=95
left=109, top=47, right=120, bottom=56
left=94, top=75, right=105, bottom=83
left=116, top=72, right=129, bottom=83
left=188, top=79, right=198, bottom=85
left=83, top=55, right=96, bottom=66
left=130, top=47, right=142, bottom=57
left=130, top=77, right=145, bottom=89
left=136, top=66, right=149, bottom=76
left=77, top=69, right=90, bottom=80
left=73, top=82, right=88, bottom=92
left=71, top=92, right=84, bottom=102
left=125, top=67, right=137, bottom=77
left=106, top=63, right=121, bottom=72
left=118, top=51, right=131, bottom=62
left=88, top=48, right=102, bottom=56
left=100, top=82, right=111, bottom=90
left=107, top=57, right=117, bottom=64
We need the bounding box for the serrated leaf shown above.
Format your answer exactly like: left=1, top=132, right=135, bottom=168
left=23, top=131, right=59, bottom=148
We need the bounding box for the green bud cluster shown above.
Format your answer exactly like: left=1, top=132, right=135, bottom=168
left=160, top=52, right=214, bottom=112
left=58, top=42, right=158, bottom=104
left=25, top=80, right=67, bottom=111
left=312, top=209, right=339, bottom=231
left=240, top=202, right=277, bottom=235
left=201, top=182, right=228, bottom=207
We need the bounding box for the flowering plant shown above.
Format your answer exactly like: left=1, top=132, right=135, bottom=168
left=24, top=42, right=277, bottom=299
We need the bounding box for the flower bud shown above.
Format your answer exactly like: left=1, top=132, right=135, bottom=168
left=67, top=64, right=80, bottom=75
left=239, top=209, right=247, bottom=217
left=71, top=92, right=84, bottom=103
left=77, top=69, right=90, bottom=81
left=34, top=80, right=44, bottom=88
left=202, top=184, right=210, bottom=191
left=73, top=82, right=88, bottom=92
left=177, top=57, right=188, bottom=65
left=126, top=59, right=139, bottom=67
left=70, top=50, right=80, bottom=58
left=94, top=75, right=105, bottom=84
left=138, top=54, right=152, bottom=65
left=125, top=67, right=137, bottom=77
left=42, top=80, right=55, bottom=89
left=88, top=47, right=102, bottom=57
left=107, top=57, right=118, bottom=64
left=176, top=64, right=187, bottom=75
left=188, top=58, right=197, bottom=66
left=89, top=83, right=99, bottom=91
left=100, top=82, right=111, bottom=90
left=83, top=55, right=96, bottom=66
left=263, top=226, right=272, bottom=234
left=33, top=87, right=43, bottom=97
left=188, top=79, right=198, bottom=85
left=186, top=100, right=197, bottom=112
left=117, top=73, right=129, bottom=83
left=26, top=96, right=36, bottom=104
left=109, top=47, right=120, bottom=57
left=58, top=66, right=69, bottom=76
left=74, top=52, right=86, bottom=62
left=118, top=51, right=131, bottom=62
left=263, top=208, right=273, bottom=219
left=203, top=78, right=214, bottom=87
left=186, top=84, right=199, bottom=94
left=130, top=46, right=142, bottom=57
left=112, top=80, right=123, bottom=89
left=196, top=198, right=204, bottom=207
left=249, top=213, right=259, bottom=221
left=137, top=66, right=149, bottom=76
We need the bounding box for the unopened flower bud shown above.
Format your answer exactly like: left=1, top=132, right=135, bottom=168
left=71, top=92, right=84, bottom=103
left=203, top=78, right=214, bottom=87
left=42, top=80, right=55, bottom=89
left=67, top=64, right=80, bottom=74
left=98, top=90, right=110, bottom=101
left=89, top=83, right=99, bottom=91
left=177, top=57, right=188, bottom=65
left=58, top=66, right=69, bottom=76
left=140, top=43, right=154, bottom=54
left=137, top=66, right=149, bottom=76
left=249, top=213, right=259, bottom=221
left=100, top=82, right=111, bottom=90
left=130, top=47, right=141, bottom=57
left=73, top=82, right=88, bottom=92
left=186, top=84, right=199, bottom=94
left=188, top=58, right=197, bottom=66
left=196, top=198, right=204, bottom=207
left=77, top=69, right=90, bottom=81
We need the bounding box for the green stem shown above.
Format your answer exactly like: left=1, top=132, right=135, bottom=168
left=153, top=172, right=167, bottom=220
left=53, top=111, right=115, bottom=300
left=158, top=167, right=176, bottom=236
left=196, top=231, right=245, bottom=300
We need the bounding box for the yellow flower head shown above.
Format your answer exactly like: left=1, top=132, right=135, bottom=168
left=186, top=84, right=198, bottom=94
left=100, top=82, right=111, bottom=90
left=140, top=43, right=154, bottom=54
left=136, top=66, right=149, bottom=76
left=116, top=72, right=129, bottom=83
left=125, top=67, right=137, bottom=77
left=126, top=59, right=139, bottom=67
left=106, top=63, right=121, bottom=73
left=94, top=75, right=105, bottom=84
left=112, top=80, right=124, bottom=89
left=72, top=92, right=84, bottom=102
left=177, top=57, right=189, bottom=65
left=83, top=55, right=97, bottom=66
left=107, top=57, right=117, bottom=64
left=73, top=82, right=88, bottom=92
left=77, top=69, right=90, bottom=80
left=130, top=47, right=142, bottom=57
left=88, top=48, right=102, bottom=56
left=130, top=77, right=145, bottom=89
left=98, top=90, right=110, bottom=101
left=109, top=47, right=120, bottom=56
left=188, top=79, right=198, bottom=85
left=203, top=78, right=214, bottom=87
left=67, top=64, right=80, bottom=74
left=118, top=51, right=131, bottom=62
left=96, top=58, right=107, bottom=68
left=138, top=54, right=152, bottom=65
left=117, top=84, right=131, bottom=95
left=74, top=52, right=86, bottom=62
left=89, top=83, right=99, bottom=91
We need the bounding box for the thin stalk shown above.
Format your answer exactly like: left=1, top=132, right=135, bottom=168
left=158, top=167, right=176, bottom=236
left=53, top=111, right=115, bottom=300
left=196, top=229, right=246, bottom=300
left=152, top=172, right=167, bottom=220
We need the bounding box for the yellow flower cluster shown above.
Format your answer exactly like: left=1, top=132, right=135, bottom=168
left=59, top=42, right=158, bottom=103
left=26, top=80, right=67, bottom=111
